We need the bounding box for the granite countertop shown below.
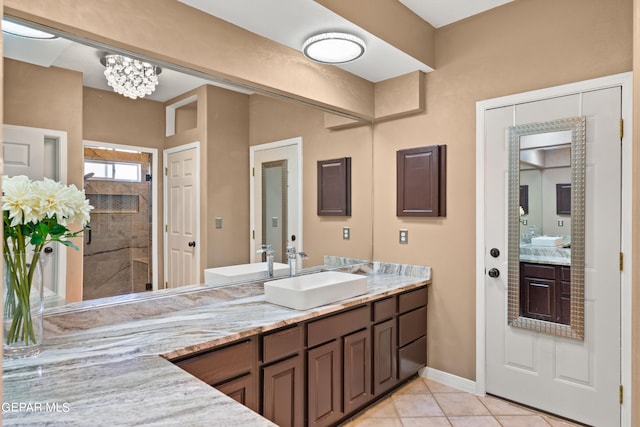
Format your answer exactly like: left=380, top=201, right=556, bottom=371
left=3, top=261, right=431, bottom=426
left=519, top=244, right=571, bottom=266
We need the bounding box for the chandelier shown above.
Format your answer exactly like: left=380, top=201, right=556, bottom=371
left=100, top=54, right=162, bottom=99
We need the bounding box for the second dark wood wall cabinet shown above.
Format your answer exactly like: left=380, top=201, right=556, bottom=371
left=317, top=157, right=351, bottom=216
left=397, top=145, right=446, bottom=217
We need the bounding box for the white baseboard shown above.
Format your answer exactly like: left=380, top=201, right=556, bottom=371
left=419, top=366, right=477, bottom=394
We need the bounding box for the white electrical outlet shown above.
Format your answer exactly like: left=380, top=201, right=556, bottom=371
left=399, top=229, right=408, bottom=244
left=343, top=227, right=350, bottom=240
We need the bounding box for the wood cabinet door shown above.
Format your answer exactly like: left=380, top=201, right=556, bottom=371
left=308, top=340, right=342, bottom=427
left=215, top=374, right=257, bottom=412
left=373, top=319, right=397, bottom=396
left=262, top=355, right=303, bottom=427
left=343, top=329, right=372, bottom=414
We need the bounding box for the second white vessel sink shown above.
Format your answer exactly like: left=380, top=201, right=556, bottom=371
left=204, top=262, right=289, bottom=286
left=264, top=271, right=367, bottom=310
left=531, top=236, right=563, bottom=247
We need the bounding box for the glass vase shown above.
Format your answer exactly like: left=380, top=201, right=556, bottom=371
left=3, top=251, right=44, bottom=358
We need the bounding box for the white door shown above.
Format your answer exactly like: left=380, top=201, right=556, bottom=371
left=484, top=88, right=621, bottom=425
left=164, top=144, right=199, bottom=288
left=3, top=124, right=67, bottom=300
left=251, top=138, right=301, bottom=263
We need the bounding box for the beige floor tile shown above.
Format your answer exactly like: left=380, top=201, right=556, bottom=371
left=392, top=393, right=445, bottom=417
left=394, top=378, right=431, bottom=395
left=356, top=396, right=399, bottom=418
left=478, top=395, right=533, bottom=416
left=351, top=418, right=404, bottom=427
left=448, top=416, right=502, bottom=427
left=495, top=415, right=551, bottom=426
left=543, top=416, right=586, bottom=426
left=401, top=417, right=452, bottom=426
left=424, top=378, right=462, bottom=393
left=433, top=393, right=491, bottom=416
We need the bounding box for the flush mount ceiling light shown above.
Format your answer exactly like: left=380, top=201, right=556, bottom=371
left=100, top=54, right=162, bottom=100
left=302, top=32, right=366, bottom=64
left=2, top=19, right=57, bottom=39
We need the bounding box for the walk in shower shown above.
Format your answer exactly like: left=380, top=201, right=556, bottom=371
left=83, top=144, right=153, bottom=300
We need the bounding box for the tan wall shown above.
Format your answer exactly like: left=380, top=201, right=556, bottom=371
left=249, top=94, right=374, bottom=267
left=205, top=85, right=250, bottom=268
left=83, top=86, right=165, bottom=287
left=3, top=59, right=84, bottom=301
left=372, top=0, right=633, bottom=380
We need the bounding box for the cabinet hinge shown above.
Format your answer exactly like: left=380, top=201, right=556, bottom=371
left=165, top=224, right=168, bottom=233
left=620, top=252, right=624, bottom=271
left=619, top=119, right=624, bottom=139
left=620, top=385, right=624, bottom=405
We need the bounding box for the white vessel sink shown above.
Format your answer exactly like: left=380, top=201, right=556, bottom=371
left=264, top=271, right=367, bottom=310
left=204, top=262, right=289, bottom=286
left=531, top=236, right=563, bottom=247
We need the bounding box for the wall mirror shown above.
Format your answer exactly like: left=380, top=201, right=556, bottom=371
left=2, top=17, right=374, bottom=308
left=507, top=116, right=585, bottom=340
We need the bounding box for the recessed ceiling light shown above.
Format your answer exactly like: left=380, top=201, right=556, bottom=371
left=2, top=19, right=57, bottom=39
left=302, top=32, right=366, bottom=64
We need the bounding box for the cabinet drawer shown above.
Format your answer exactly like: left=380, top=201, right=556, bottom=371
left=262, top=324, right=303, bottom=364
left=308, top=305, right=369, bottom=348
left=398, top=306, right=427, bottom=347
left=175, top=339, right=254, bottom=386
left=561, top=266, right=571, bottom=281
left=398, top=287, right=427, bottom=314
left=521, top=263, right=556, bottom=280
left=398, top=335, right=427, bottom=380
left=373, top=297, right=395, bottom=322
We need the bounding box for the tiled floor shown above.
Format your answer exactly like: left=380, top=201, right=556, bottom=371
left=341, top=377, right=584, bottom=427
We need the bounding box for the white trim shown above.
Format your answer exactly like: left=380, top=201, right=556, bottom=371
left=165, top=95, right=198, bottom=137
left=163, top=141, right=201, bottom=289
left=249, top=137, right=303, bottom=263
left=83, top=140, right=159, bottom=292
left=420, top=367, right=477, bottom=394
left=475, top=72, right=632, bottom=426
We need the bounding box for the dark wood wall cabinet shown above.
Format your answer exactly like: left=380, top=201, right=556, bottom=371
left=397, top=145, right=446, bottom=217
left=172, top=285, right=428, bottom=427
left=556, top=183, right=571, bottom=215
left=520, top=262, right=570, bottom=325
left=317, top=157, right=351, bottom=216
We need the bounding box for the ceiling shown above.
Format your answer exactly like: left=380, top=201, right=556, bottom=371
left=3, top=0, right=513, bottom=102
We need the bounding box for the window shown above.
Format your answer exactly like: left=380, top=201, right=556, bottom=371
left=84, top=160, right=142, bottom=182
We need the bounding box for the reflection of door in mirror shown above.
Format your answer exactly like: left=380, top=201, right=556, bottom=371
left=251, top=138, right=301, bottom=265
left=3, top=124, right=68, bottom=304
left=262, top=160, right=287, bottom=262
left=83, top=141, right=156, bottom=298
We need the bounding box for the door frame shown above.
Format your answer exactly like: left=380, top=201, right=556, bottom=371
left=83, top=140, right=159, bottom=292
left=475, top=72, right=632, bottom=424
left=249, top=137, right=303, bottom=262
left=4, top=124, right=68, bottom=299
left=163, top=141, right=201, bottom=289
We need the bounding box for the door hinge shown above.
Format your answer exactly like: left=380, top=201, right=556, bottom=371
left=165, top=281, right=168, bottom=289
left=620, top=385, right=624, bottom=404
left=165, top=167, right=168, bottom=176
left=620, top=252, right=624, bottom=271
left=165, top=224, right=168, bottom=232
left=619, top=119, right=624, bottom=139
left=252, top=230, right=255, bottom=239
left=252, top=167, right=255, bottom=177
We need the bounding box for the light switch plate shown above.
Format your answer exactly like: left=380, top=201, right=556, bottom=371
left=399, top=229, right=408, bottom=244
left=215, top=217, right=222, bottom=229
left=343, top=227, right=350, bottom=240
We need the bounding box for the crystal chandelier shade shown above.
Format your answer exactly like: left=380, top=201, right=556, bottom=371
left=101, top=54, right=161, bottom=100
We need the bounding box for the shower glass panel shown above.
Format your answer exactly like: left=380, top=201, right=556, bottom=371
left=82, top=145, right=153, bottom=300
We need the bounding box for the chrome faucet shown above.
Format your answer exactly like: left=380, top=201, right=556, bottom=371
left=286, top=245, right=308, bottom=277
left=256, top=244, right=275, bottom=278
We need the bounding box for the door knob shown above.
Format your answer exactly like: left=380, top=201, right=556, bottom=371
left=44, top=247, right=54, bottom=254
left=488, top=268, right=500, bottom=278
left=489, top=248, right=500, bottom=258
left=188, top=241, right=196, bottom=248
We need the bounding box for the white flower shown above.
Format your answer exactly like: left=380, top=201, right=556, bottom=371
left=2, top=175, right=41, bottom=226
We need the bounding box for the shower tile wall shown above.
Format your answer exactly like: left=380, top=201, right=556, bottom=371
left=83, top=157, right=151, bottom=300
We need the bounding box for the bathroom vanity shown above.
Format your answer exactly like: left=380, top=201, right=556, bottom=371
left=2, top=260, right=430, bottom=426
